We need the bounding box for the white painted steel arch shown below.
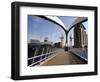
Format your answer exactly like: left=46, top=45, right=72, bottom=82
left=43, top=16, right=87, bottom=32
left=44, top=16, right=67, bottom=31
left=38, top=16, right=88, bottom=50
left=70, top=17, right=87, bottom=28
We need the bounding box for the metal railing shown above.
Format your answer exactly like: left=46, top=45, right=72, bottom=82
left=28, top=48, right=58, bottom=66
left=69, top=48, right=88, bottom=61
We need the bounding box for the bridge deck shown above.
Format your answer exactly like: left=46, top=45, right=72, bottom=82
left=40, top=49, right=87, bottom=66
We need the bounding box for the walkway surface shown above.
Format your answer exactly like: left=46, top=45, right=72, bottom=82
left=40, top=49, right=86, bottom=66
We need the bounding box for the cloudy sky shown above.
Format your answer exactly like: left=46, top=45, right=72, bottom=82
left=28, top=15, right=88, bottom=46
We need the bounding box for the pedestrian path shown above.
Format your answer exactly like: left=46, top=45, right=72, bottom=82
left=40, top=49, right=86, bottom=66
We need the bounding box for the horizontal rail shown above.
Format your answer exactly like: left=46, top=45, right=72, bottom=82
left=28, top=51, right=56, bottom=60
left=28, top=50, right=57, bottom=66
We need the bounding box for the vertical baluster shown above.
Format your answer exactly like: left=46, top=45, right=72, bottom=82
left=41, top=47, right=44, bottom=61
left=32, top=48, right=38, bottom=65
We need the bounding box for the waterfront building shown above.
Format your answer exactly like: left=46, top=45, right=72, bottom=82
left=74, top=24, right=88, bottom=48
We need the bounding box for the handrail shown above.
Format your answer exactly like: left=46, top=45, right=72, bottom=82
left=28, top=50, right=58, bottom=66
left=28, top=51, right=56, bottom=60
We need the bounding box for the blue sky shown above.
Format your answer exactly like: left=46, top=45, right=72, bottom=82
left=28, top=15, right=88, bottom=46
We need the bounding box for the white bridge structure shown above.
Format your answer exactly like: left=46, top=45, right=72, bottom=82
left=28, top=16, right=88, bottom=66
left=39, top=16, right=88, bottom=47
left=41, top=16, right=87, bottom=32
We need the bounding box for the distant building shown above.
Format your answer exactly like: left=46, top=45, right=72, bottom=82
left=60, top=34, right=64, bottom=48
left=44, top=37, right=48, bottom=42
left=69, top=35, right=73, bottom=48
left=74, top=24, right=88, bottom=48
left=28, top=39, right=53, bottom=61
left=30, top=39, right=53, bottom=46
left=54, top=42, right=62, bottom=48
left=43, top=37, right=53, bottom=46
left=30, top=39, right=40, bottom=44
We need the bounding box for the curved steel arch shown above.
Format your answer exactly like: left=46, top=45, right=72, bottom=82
left=38, top=16, right=68, bottom=48
left=67, top=17, right=88, bottom=33
left=38, top=16, right=88, bottom=50
left=38, top=16, right=67, bottom=32
left=39, top=16, right=87, bottom=33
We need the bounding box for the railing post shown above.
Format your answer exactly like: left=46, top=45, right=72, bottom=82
left=32, top=48, right=38, bottom=64
left=40, top=48, right=44, bottom=61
